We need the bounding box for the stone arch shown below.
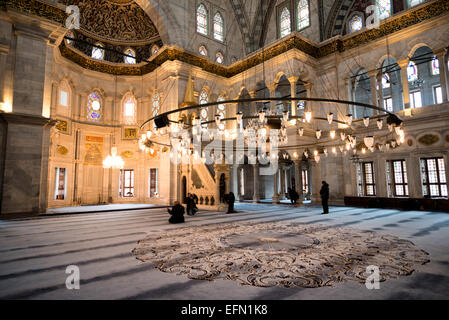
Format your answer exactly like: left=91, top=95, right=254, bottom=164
left=134, top=0, right=180, bottom=46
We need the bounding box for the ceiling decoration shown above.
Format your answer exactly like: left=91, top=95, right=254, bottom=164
left=59, top=0, right=160, bottom=44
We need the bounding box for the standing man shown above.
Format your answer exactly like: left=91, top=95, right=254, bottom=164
left=320, top=181, right=329, bottom=214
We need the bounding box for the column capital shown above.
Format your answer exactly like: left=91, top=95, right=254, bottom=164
left=288, top=76, right=299, bottom=85
left=397, top=58, right=410, bottom=69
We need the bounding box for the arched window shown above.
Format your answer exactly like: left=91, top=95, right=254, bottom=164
left=349, top=15, right=363, bottom=33
left=197, top=4, right=208, bottom=35
left=382, top=74, right=391, bottom=88
left=409, top=0, right=425, bottom=8
left=407, top=61, right=418, bottom=82
left=87, top=91, right=102, bottom=122
left=297, top=0, right=310, bottom=31
left=92, top=43, right=104, bottom=60
left=432, top=56, right=439, bottom=75
left=199, top=45, right=208, bottom=56
left=122, top=93, right=137, bottom=125
left=151, top=45, right=159, bottom=56
left=216, top=52, right=224, bottom=64
left=213, top=12, right=224, bottom=42
left=279, top=7, right=291, bottom=38
left=376, top=0, right=391, bottom=20
left=152, top=91, right=160, bottom=117
left=199, top=89, right=209, bottom=125
left=124, top=48, right=136, bottom=64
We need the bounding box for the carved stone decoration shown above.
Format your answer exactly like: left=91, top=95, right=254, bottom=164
left=191, top=169, right=204, bottom=189
left=121, top=151, right=134, bottom=159
left=55, top=120, right=68, bottom=133
left=56, top=145, right=69, bottom=155
left=132, top=222, right=429, bottom=288
left=59, top=0, right=160, bottom=44
left=407, top=139, right=414, bottom=147
left=418, top=134, right=440, bottom=146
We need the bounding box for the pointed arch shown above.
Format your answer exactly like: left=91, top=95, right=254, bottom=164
left=122, top=91, right=137, bottom=125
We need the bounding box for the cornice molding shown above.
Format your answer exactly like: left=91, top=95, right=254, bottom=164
left=8, top=0, right=447, bottom=78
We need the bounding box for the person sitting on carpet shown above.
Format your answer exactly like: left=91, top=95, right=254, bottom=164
left=167, top=201, right=185, bottom=224
left=224, top=192, right=237, bottom=214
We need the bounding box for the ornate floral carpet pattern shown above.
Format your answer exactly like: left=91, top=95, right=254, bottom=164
left=132, top=222, right=430, bottom=288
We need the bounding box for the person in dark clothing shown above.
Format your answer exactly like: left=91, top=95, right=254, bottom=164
left=168, top=201, right=185, bottom=224
left=190, top=194, right=198, bottom=215
left=186, top=193, right=193, bottom=216
left=224, top=192, right=236, bottom=214
left=292, top=188, right=299, bottom=205
left=320, top=181, right=330, bottom=214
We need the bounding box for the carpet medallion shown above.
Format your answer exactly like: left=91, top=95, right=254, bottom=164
left=132, top=222, right=430, bottom=288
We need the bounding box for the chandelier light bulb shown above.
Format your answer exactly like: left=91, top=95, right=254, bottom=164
left=305, top=111, right=312, bottom=123
left=314, top=154, right=320, bottom=163
left=330, top=130, right=336, bottom=139
left=341, top=132, right=346, bottom=141
left=316, top=130, right=322, bottom=139
left=362, top=148, right=366, bottom=154
left=339, top=145, right=344, bottom=153
left=363, top=117, right=370, bottom=127
left=332, top=147, right=337, bottom=154
left=324, top=148, right=328, bottom=156
left=304, top=150, right=309, bottom=158
left=141, top=134, right=147, bottom=141
left=377, top=119, right=383, bottom=130
left=364, top=136, right=374, bottom=149
left=314, top=150, right=319, bottom=156
left=391, top=140, right=396, bottom=148
left=327, top=112, right=334, bottom=125
left=293, top=152, right=298, bottom=159
left=298, top=127, right=304, bottom=136
left=346, top=114, right=353, bottom=125
left=215, top=115, right=221, bottom=126
left=388, top=124, right=394, bottom=132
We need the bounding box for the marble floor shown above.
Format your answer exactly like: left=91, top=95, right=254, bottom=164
left=0, top=203, right=448, bottom=300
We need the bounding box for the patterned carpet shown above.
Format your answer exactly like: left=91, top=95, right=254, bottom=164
left=132, top=221, right=430, bottom=288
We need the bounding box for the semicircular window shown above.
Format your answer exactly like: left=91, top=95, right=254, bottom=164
left=92, top=43, right=105, bottom=60
left=216, top=52, right=224, bottom=64
left=87, top=91, right=102, bottom=122
left=349, top=15, right=363, bottom=33
left=124, top=48, right=136, bottom=64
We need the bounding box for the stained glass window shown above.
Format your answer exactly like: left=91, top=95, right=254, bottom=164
left=87, top=91, right=102, bottom=122
left=152, top=91, right=160, bottom=117
left=382, top=74, right=390, bottom=88
left=123, top=93, right=137, bottom=125
left=216, top=52, right=224, bottom=64
left=349, top=15, right=363, bottom=33
left=124, top=48, right=136, bottom=64
left=297, top=0, right=310, bottom=30
left=376, top=0, right=391, bottom=20
left=280, top=7, right=291, bottom=38
left=407, top=61, right=418, bottom=82
left=409, top=0, right=425, bottom=8
left=92, top=43, right=104, bottom=60
left=213, top=12, right=224, bottom=42
left=197, top=4, right=208, bottom=35
left=432, top=56, right=439, bottom=75
left=199, top=45, right=208, bottom=56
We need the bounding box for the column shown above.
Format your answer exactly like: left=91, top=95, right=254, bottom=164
left=253, top=164, right=260, bottom=203
left=435, top=48, right=449, bottom=103
left=398, top=59, right=411, bottom=110
left=295, top=160, right=303, bottom=204
left=267, top=84, right=277, bottom=114
left=445, top=154, right=449, bottom=197
left=279, top=167, right=286, bottom=200
left=272, top=168, right=279, bottom=203
left=304, top=82, right=313, bottom=115
left=375, top=157, right=387, bottom=197
left=288, top=76, right=299, bottom=117
left=367, top=70, right=379, bottom=115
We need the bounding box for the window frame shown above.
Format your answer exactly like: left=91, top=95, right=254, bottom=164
left=196, top=3, right=209, bottom=36
left=390, top=160, right=409, bottom=197
left=120, top=169, right=135, bottom=198
left=54, top=167, right=67, bottom=201
left=296, top=0, right=310, bottom=32
left=421, top=157, right=448, bottom=198
left=433, top=85, right=443, bottom=104
left=278, top=3, right=292, bottom=39
left=409, top=90, right=422, bottom=109
left=362, top=162, right=376, bottom=196
left=213, top=11, right=225, bottom=42
left=149, top=168, right=159, bottom=198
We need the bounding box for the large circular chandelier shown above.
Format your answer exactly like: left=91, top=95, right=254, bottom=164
left=138, top=96, right=405, bottom=165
